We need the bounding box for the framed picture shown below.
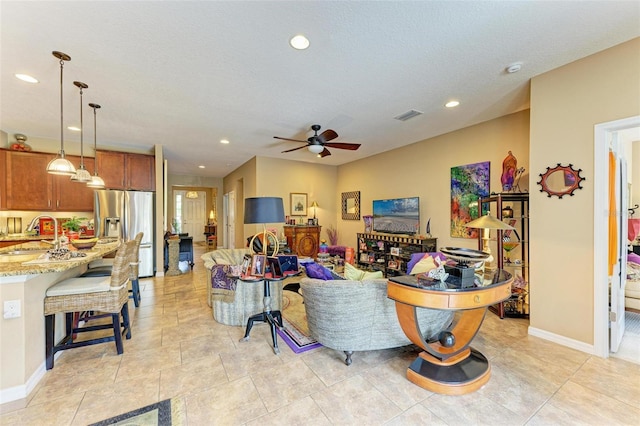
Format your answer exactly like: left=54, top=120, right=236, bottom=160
left=388, top=260, right=399, bottom=270
left=268, top=256, right=283, bottom=277
left=251, top=254, right=266, bottom=277
left=390, top=247, right=400, bottom=256
left=241, top=254, right=251, bottom=275
left=290, top=193, right=308, bottom=216
left=277, top=255, right=299, bottom=273
left=360, top=253, right=369, bottom=262
left=341, top=191, right=360, bottom=220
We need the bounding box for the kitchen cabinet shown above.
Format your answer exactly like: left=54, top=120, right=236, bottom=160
left=284, top=225, right=321, bottom=257
left=3, top=150, right=95, bottom=211
left=0, top=149, right=6, bottom=209
left=96, top=150, right=155, bottom=191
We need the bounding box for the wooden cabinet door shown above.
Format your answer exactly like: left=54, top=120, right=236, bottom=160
left=0, top=150, right=6, bottom=210
left=5, top=151, right=54, bottom=210
left=127, top=153, right=155, bottom=190
left=54, top=155, right=95, bottom=211
left=96, top=151, right=126, bottom=189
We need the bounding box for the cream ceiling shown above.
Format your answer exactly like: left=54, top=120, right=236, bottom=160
left=1, top=1, right=639, bottom=177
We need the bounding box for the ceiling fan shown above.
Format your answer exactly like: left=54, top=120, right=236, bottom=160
left=274, top=124, right=361, bottom=157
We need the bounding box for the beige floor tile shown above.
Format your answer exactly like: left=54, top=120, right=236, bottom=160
left=0, top=392, right=85, bottom=426
left=362, top=355, right=433, bottom=411
left=115, top=343, right=182, bottom=381
left=70, top=372, right=161, bottom=425
left=245, top=395, right=332, bottom=426
left=384, top=403, right=448, bottom=425
left=539, top=380, right=640, bottom=425
left=185, top=375, right=267, bottom=425
left=159, top=355, right=229, bottom=399
left=251, top=358, right=326, bottom=412
left=311, top=374, right=402, bottom=424
left=302, top=347, right=374, bottom=387
left=421, top=392, right=528, bottom=425
left=570, top=356, right=640, bottom=409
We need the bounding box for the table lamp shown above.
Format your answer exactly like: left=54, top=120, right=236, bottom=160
left=244, top=197, right=285, bottom=255
left=465, top=213, right=515, bottom=271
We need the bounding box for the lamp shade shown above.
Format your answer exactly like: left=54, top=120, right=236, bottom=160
left=465, top=214, right=515, bottom=230
left=244, top=197, right=285, bottom=224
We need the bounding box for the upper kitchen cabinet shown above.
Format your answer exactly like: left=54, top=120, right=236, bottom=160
left=96, top=150, right=155, bottom=191
left=2, top=150, right=94, bottom=211
left=0, top=149, right=7, bottom=209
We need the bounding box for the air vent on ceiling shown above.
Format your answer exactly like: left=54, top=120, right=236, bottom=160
left=394, top=109, right=423, bottom=121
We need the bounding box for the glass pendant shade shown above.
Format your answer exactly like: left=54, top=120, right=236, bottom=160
left=87, top=102, right=105, bottom=188
left=70, top=81, right=91, bottom=182
left=48, top=51, right=76, bottom=176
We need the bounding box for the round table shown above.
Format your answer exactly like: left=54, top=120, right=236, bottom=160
left=387, top=269, right=512, bottom=395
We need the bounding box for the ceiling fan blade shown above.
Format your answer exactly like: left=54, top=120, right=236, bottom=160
left=273, top=136, right=308, bottom=143
left=319, top=148, right=332, bottom=157
left=281, top=145, right=309, bottom=153
left=324, top=142, right=361, bottom=150
left=319, top=129, right=338, bottom=142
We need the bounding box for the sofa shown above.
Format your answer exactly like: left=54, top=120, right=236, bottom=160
left=202, top=248, right=284, bottom=326
left=300, top=276, right=454, bottom=365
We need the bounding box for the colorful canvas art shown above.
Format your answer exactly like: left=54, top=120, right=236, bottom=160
left=451, top=161, right=490, bottom=238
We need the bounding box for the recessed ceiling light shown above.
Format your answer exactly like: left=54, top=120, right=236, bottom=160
left=198, top=165, right=205, bottom=169
left=15, top=73, right=38, bottom=83
left=67, top=126, right=81, bottom=131
left=220, top=139, right=230, bottom=144
left=445, top=100, right=460, bottom=108
left=290, top=35, right=310, bottom=50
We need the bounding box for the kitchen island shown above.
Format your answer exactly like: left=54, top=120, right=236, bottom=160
left=0, top=240, right=120, bottom=406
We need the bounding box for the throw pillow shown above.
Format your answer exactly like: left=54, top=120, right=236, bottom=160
left=344, top=262, right=383, bottom=280
left=305, top=262, right=333, bottom=280
left=628, top=252, right=640, bottom=265
left=407, top=252, right=447, bottom=274
left=409, top=255, right=438, bottom=275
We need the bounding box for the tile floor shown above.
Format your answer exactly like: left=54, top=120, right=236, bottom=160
left=2, top=243, right=639, bottom=425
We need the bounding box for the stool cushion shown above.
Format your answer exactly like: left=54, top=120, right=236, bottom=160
left=46, top=276, right=111, bottom=297
left=88, top=258, right=114, bottom=269
left=81, top=266, right=113, bottom=277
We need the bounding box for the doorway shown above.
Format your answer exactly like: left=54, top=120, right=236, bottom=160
left=174, top=190, right=207, bottom=242
left=594, top=116, right=640, bottom=358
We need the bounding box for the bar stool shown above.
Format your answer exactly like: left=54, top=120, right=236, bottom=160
left=44, top=239, right=137, bottom=370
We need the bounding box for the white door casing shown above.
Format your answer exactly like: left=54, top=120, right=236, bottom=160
left=175, top=190, right=206, bottom=242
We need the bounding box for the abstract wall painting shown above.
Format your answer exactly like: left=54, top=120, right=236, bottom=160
left=451, top=161, right=490, bottom=238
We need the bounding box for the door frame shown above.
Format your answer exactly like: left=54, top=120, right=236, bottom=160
left=594, top=115, right=640, bottom=357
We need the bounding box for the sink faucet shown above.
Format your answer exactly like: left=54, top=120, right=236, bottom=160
left=26, top=215, right=59, bottom=249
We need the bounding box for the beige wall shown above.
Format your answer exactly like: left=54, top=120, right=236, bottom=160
left=336, top=110, right=530, bottom=251
left=256, top=157, right=338, bottom=242
left=529, top=37, right=640, bottom=344
left=223, top=157, right=256, bottom=248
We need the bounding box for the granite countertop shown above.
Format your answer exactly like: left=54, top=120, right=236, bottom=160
left=0, top=240, right=121, bottom=277
left=0, top=234, right=49, bottom=242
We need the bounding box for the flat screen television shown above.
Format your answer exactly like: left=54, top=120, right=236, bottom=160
left=372, top=197, right=420, bottom=235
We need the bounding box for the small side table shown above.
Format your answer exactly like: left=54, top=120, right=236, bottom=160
left=240, top=271, right=300, bottom=354
left=388, top=270, right=512, bottom=395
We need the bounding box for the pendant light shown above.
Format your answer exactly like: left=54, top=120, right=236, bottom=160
left=46, top=51, right=77, bottom=175
left=70, top=81, right=92, bottom=182
left=87, top=103, right=105, bottom=188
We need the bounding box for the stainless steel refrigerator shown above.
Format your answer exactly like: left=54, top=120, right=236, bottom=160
left=94, top=190, right=155, bottom=277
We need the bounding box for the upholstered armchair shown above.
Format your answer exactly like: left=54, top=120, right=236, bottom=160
left=202, top=248, right=284, bottom=326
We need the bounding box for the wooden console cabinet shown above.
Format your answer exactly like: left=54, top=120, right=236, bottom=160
left=284, top=225, right=321, bottom=257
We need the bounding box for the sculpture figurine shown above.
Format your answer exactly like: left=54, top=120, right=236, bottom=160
left=501, top=151, right=517, bottom=192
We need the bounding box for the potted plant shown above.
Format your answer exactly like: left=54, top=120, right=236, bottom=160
left=63, top=216, right=88, bottom=240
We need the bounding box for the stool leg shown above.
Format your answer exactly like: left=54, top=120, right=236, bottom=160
left=45, top=314, right=55, bottom=370
left=112, top=313, right=124, bottom=354
left=121, top=302, right=131, bottom=339
left=131, top=278, right=140, bottom=307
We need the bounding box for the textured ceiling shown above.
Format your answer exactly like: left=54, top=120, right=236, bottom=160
left=1, top=1, right=639, bottom=177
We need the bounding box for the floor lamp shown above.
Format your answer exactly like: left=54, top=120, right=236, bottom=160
left=244, top=197, right=285, bottom=256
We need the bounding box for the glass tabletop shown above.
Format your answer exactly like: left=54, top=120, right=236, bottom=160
left=389, top=269, right=512, bottom=292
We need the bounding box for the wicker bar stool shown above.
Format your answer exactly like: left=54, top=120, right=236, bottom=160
left=80, top=233, right=143, bottom=307
left=44, top=239, right=137, bottom=370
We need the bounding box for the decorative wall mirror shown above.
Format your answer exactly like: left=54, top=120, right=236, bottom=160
left=341, top=191, right=361, bottom=220
left=537, top=163, right=585, bottom=199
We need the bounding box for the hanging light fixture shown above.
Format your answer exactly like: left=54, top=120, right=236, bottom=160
left=46, top=51, right=76, bottom=175
left=87, top=103, right=105, bottom=188
left=70, top=81, right=91, bottom=182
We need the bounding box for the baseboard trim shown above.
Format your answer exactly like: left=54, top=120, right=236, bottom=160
left=0, top=353, right=60, bottom=405
left=528, top=326, right=597, bottom=355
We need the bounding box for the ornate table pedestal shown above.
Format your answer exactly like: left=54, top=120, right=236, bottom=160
left=388, top=270, right=512, bottom=395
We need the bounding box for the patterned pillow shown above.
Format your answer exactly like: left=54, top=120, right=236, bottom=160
left=406, top=252, right=447, bottom=274
left=343, top=262, right=383, bottom=280
left=409, top=255, right=438, bottom=275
